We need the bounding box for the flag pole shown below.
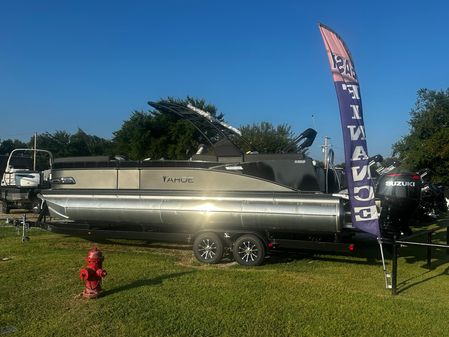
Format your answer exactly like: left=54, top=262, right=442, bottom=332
left=33, top=132, right=37, bottom=171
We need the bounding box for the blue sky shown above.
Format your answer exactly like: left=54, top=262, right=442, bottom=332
left=1, top=0, right=448, bottom=161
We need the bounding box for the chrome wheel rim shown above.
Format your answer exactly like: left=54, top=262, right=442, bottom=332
left=237, top=240, right=259, bottom=263
left=197, top=238, right=217, bottom=261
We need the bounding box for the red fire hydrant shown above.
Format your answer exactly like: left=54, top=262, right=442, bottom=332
left=79, top=246, right=107, bottom=299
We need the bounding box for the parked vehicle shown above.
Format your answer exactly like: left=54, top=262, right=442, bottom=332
left=0, top=149, right=53, bottom=213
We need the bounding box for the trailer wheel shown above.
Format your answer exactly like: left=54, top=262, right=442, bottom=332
left=193, top=232, right=224, bottom=264
left=232, top=234, right=266, bottom=266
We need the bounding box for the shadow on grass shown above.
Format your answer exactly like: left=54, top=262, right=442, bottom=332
left=393, top=215, right=449, bottom=293
left=81, top=237, right=192, bottom=251
left=264, top=241, right=384, bottom=267
left=103, top=271, right=195, bottom=296
left=396, top=264, right=449, bottom=294
left=395, top=222, right=449, bottom=266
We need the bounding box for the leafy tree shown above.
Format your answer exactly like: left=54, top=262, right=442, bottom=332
left=0, top=139, right=28, bottom=154
left=113, top=97, right=220, bottom=160
left=393, top=88, right=449, bottom=184
left=66, top=129, right=114, bottom=156
left=238, top=122, right=298, bottom=154
left=113, top=97, right=306, bottom=159
left=32, top=131, right=71, bottom=158
left=33, top=129, right=114, bottom=158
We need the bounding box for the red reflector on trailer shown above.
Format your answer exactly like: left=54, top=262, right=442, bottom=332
left=348, top=244, right=355, bottom=252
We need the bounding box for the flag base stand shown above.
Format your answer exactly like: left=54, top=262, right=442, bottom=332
left=378, top=238, right=392, bottom=290
left=379, top=225, right=449, bottom=295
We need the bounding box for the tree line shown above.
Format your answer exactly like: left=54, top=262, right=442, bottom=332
left=0, top=97, right=298, bottom=160
left=1, top=90, right=448, bottom=185
left=393, top=89, right=449, bottom=185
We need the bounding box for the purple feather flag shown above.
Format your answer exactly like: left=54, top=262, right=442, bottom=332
left=319, top=23, right=380, bottom=237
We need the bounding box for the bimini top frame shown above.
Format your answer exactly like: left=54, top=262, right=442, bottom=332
left=148, top=101, right=318, bottom=157
left=149, top=101, right=251, bottom=157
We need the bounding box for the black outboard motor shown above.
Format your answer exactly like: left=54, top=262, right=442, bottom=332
left=376, top=173, right=422, bottom=239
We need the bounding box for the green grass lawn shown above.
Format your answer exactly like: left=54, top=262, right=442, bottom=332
left=1, top=217, right=449, bottom=337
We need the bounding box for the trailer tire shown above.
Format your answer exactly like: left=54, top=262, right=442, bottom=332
left=232, top=234, right=266, bottom=266
left=193, top=232, right=224, bottom=264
